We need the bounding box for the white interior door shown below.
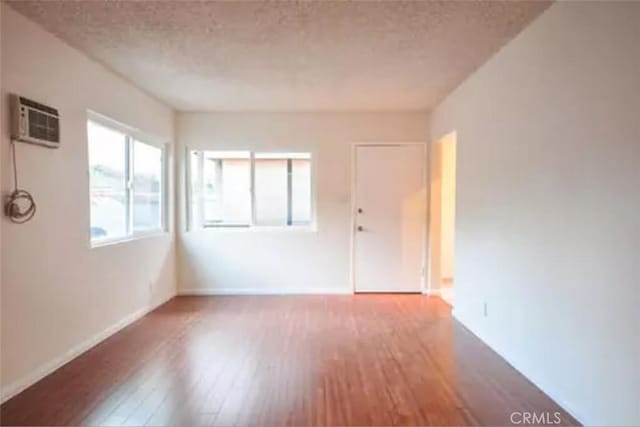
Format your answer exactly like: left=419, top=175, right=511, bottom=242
left=353, top=144, right=426, bottom=293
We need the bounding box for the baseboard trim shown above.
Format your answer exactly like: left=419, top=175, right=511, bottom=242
left=0, top=291, right=176, bottom=404
left=423, top=288, right=441, bottom=296
left=450, top=310, right=584, bottom=426
left=178, top=288, right=352, bottom=296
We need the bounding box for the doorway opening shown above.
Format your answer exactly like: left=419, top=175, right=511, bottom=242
left=428, top=132, right=457, bottom=306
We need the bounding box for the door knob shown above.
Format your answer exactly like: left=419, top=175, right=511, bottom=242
left=357, top=208, right=363, bottom=214
left=357, top=226, right=364, bottom=232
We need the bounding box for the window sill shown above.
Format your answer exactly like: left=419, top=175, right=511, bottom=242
left=197, top=225, right=317, bottom=233
left=91, top=230, right=169, bottom=248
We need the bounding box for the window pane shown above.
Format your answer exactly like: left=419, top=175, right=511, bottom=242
left=254, top=157, right=288, bottom=225
left=88, top=120, right=127, bottom=241
left=291, top=158, right=311, bottom=224
left=189, top=150, right=202, bottom=230
left=203, top=152, right=251, bottom=225
left=133, top=141, right=163, bottom=232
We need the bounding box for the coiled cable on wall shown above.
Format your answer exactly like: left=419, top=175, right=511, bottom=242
left=4, top=141, right=36, bottom=224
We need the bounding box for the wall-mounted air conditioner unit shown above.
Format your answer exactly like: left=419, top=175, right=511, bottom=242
left=10, top=95, right=60, bottom=148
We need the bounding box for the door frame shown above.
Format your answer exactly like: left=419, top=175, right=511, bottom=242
left=426, top=131, right=457, bottom=304
left=349, top=142, right=429, bottom=294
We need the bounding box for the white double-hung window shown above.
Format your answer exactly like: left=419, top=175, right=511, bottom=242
left=87, top=114, right=167, bottom=245
left=188, top=150, right=313, bottom=229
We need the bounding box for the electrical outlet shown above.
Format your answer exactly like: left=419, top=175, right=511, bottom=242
left=483, top=302, right=488, bottom=317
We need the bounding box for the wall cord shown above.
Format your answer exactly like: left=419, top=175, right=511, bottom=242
left=4, top=141, right=36, bottom=224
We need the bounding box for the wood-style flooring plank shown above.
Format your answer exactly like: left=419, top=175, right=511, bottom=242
left=1, top=295, right=579, bottom=426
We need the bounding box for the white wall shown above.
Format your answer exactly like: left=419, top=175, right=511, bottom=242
left=177, top=112, right=429, bottom=294
left=0, top=4, right=176, bottom=400
left=430, top=2, right=640, bottom=425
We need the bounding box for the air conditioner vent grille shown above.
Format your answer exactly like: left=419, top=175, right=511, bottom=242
left=19, top=96, right=58, bottom=115
left=28, top=109, right=59, bottom=142
left=10, top=94, right=60, bottom=149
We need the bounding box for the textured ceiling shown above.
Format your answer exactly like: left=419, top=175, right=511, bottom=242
left=8, top=1, right=551, bottom=112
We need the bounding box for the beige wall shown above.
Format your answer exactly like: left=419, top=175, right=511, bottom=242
left=430, top=2, right=640, bottom=425
left=177, top=112, right=429, bottom=294
left=1, top=4, right=176, bottom=400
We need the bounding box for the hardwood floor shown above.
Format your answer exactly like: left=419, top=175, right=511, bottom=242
left=0, top=295, right=578, bottom=426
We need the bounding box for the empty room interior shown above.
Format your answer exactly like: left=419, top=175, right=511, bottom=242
left=1, top=1, right=639, bottom=426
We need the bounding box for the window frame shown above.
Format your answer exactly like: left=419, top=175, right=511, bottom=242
left=187, top=149, right=315, bottom=231
left=87, top=111, right=169, bottom=247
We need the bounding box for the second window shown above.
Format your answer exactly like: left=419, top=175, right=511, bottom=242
left=189, top=150, right=312, bottom=228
